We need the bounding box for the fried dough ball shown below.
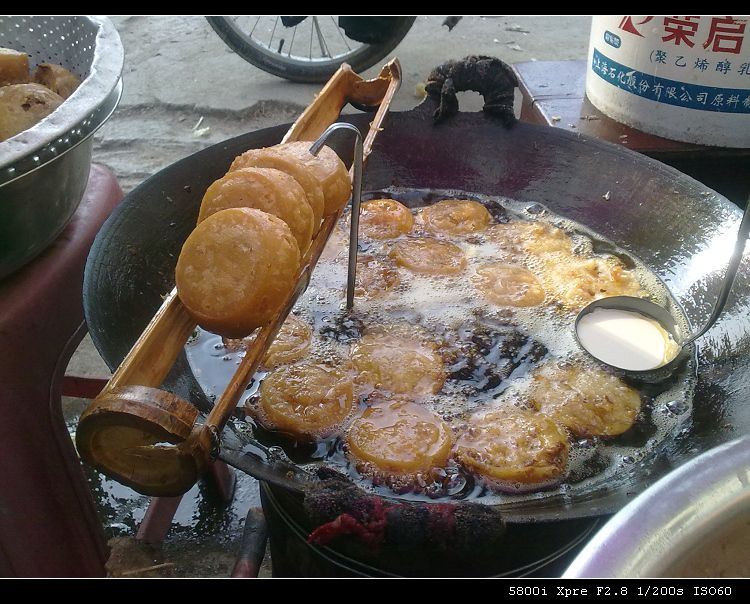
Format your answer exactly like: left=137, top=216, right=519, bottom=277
left=528, top=362, right=642, bottom=437
left=358, top=198, right=414, bottom=240
left=487, top=221, right=573, bottom=257
left=228, top=148, right=325, bottom=227
left=0, top=48, right=29, bottom=86
left=472, top=262, right=546, bottom=307
left=275, top=141, right=351, bottom=215
left=351, top=332, right=445, bottom=395
left=32, top=63, right=80, bottom=99
left=346, top=400, right=453, bottom=476
left=541, top=256, right=645, bottom=311
left=262, top=314, right=312, bottom=368
left=175, top=208, right=300, bottom=338
left=389, top=237, right=466, bottom=275
left=420, top=199, right=492, bottom=236
left=0, top=83, right=63, bottom=141
left=454, top=407, right=569, bottom=491
left=198, top=167, right=314, bottom=251
left=256, top=362, right=355, bottom=440
left=355, top=255, right=400, bottom=299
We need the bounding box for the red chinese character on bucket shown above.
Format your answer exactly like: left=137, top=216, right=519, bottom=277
left=619, top=16, right=654, bottom=37
left=662, top=16, right=700, bottom=47
left=703, top=16, right=747, bottom=54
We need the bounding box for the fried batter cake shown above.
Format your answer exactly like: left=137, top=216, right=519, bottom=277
left=420, top=199, right=492, bottom=236
left=528, top=362, right=642, bottom=437
left=32, top=63, right=80, bottom=99
left=255, top=362, right=355, bottom=440
left=175, top=208, right=300, bottom=338
left=541, top=256, right=645, bottom=311
left=472, top=262, right=546, bottom=307
left=351, top=331, right=446, bottom=396
left=486, top=221, right=573, bottom=258
left=454, top=407, right=569, bottom=491
left=346, top=400, right=453, bottom=476
left=389, top=237, right=466, bottom=275
left=275, top=141, right=351, bottom=215
left=198, top=167, right=314, bottom=251
left=0, top=83, right=63, bottom=141
left=228, top=148, right=325, bottom=227
left=358, top=198, right=414, bottom=240
left=263, top=314, right=313, bottom=369
left=354, top=255, right=400, bottom=299
left=0, top=48, right=29, bottom=86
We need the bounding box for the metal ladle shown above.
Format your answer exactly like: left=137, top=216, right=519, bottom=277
left=575, top=194, right=750, bottom=375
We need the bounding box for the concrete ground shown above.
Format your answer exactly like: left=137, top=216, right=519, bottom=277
left=67, top=15, right=592, bottom=577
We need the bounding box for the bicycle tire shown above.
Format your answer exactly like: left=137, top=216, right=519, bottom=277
left=206, top=16, right=415, bottom=83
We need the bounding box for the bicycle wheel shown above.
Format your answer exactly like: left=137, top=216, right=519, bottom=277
left=206, top=16, right=415, bottom=83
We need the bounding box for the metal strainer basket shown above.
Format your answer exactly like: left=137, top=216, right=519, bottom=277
left=0, top=16, right=123, bottom=279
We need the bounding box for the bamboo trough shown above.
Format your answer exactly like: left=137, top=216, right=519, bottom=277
left=76, top=60, right=402, bottom=497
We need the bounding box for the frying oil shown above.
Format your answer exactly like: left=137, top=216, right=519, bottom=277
left=186, top=188, right=696, bottom=505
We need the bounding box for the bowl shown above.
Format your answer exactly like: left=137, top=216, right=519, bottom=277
left=563, top=434, right=750, bottom=578
left=0, top=16, right=123, bottom=279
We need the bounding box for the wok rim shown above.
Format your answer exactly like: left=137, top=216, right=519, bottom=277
left=83, top=107, right=743, bottom=523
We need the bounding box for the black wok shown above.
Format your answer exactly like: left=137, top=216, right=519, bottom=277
left=84, top=98, right=750, bottom=524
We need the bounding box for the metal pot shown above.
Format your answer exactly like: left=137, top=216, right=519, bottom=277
left=564, top=434, right=750, bottom=577
left=0, top=16, right=123, bottom=279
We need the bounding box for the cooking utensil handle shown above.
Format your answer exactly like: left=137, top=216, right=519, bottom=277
left=424, top=56, right=517, bottom=125
left=685, top=195, right=750, bottom=345
left=308, top=123, right=365, bottom=309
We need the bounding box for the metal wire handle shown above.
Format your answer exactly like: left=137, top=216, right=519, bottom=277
left=684, top=193, right=750, bottom=346
left=309, top=122, right=364, bottom=309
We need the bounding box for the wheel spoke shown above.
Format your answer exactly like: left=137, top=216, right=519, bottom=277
left=309, top=19, right=313, bottom=59
left=332, top=16, right=352, bottom=51
left=269, top=16, right=279, bottom=51
left=249, top=16, right=261, bottom=38
left=288, top=24, right=297, bottom=57
left=312, top=16, right=331, bottom=58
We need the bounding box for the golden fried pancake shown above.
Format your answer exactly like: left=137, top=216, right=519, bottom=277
left=346, top=400, right=453, bottom=475
left=472, top=262, right=546, bottom=307
left=421, top=199, right=491, bottom=236
left=274, top=141, right=351, bottom=215
left=358, top=198, right=414, bottom=240
left=541, top=256, right=645, bottom=311
left=351, top=332, right=445, bottom=395
left=176, top=208, right=300, bottom=338
left=454, top=407, right=569, bottom=491
left=199, top=167, right=314, bottom=251
left=389, top=237, right=466, bottom=275
left=487, top=221, right=573, bottom=257
left=528, top=362, right=642, bottom=437
left=255, top=362, right=355, bottom=440
left=263, top=314, right=313, bottom=369
left=228, top=148, right=325, bottom=227
left=355, top=255, right=400, bottom=299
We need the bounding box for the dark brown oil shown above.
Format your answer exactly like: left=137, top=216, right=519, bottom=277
left=186, top=188, right=696, bottom=505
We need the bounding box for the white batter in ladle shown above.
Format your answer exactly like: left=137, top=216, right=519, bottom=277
left=575, top=195, right=750, bottom=374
